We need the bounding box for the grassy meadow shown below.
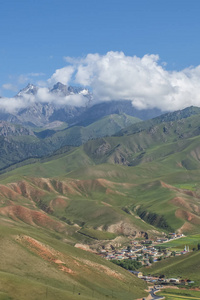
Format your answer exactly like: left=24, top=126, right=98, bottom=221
left=158, top=235, right=200, bottom=251
left=141, top=251, right=200, bottom=285
left=158, top=288, right=200, bottom=300
left=0, top=221, right=147, bottom=300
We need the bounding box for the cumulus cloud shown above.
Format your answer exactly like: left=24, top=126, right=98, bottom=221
left=2, top=51, right=200, bottom=113
left=48, top=66, right=75, bottom=85
left=51, top=51, right=200, bottom=111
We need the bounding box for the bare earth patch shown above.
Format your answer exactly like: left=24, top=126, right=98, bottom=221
left=0, top=205, right=66, bottom=231
left=16, top=235, right=75, bottom=274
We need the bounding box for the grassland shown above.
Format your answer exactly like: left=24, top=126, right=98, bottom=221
left=1, top=134, right=200, bottom=235
left=0, top=107, right=200, bottom=298
left=141, top=251, right=200, bottom=285
left=158, top=288, right=200, bottom=300
left=78, top=228, right=117, bottom=240
left=158, top=235, right=200, bottom=251
left=0, top=221, right=147, bottom=300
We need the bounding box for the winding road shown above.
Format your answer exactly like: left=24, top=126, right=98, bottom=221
left=142, top=286, right=165, bottom=300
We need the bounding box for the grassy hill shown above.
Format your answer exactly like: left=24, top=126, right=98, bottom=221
left=2, top=110, right=200, bottom=234
left=141, top=250, right=200, bottom=284
left=0, top=220, right=147, bottom=300
left=0, top=106, right=200, bottom=297
left=0, top=113, right=141, bottom=171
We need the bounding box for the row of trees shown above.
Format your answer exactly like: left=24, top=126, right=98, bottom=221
left=111, top=259, right=142, bottom=271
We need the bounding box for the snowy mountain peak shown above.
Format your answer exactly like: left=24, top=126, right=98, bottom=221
left=50, top=82, right=92, bottom=99
left=17, top=83, right=38, bottom=97
left=50, top=82, right=69, bottom=95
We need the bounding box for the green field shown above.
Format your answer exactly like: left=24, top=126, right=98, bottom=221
left=158, top=288, right=200, bottom=300
left=158, top=235, right=200, bottom=251
left=141, top=251, right=200, bottom=285
left=0, top=221, right=147, bottom=300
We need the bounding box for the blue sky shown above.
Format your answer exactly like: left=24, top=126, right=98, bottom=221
left=0, top=0, right=200, bottom=111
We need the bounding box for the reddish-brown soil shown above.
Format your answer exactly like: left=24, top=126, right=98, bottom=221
left=161, top=181, right=199, bottom=198
left=0, top=185, right=22, bottom=201
left=17, top=235, right=75, bottom=274
left=171, top=197, right=191, bottom=210
left=175, top=209, right=200, bottom=225
left=0, top=205, right=66, bottom=230
left=178, top=221, right=195, bottom=233
left=50, top=197, right=68, bottom=210
left=9, top=180, right=46, bottom=201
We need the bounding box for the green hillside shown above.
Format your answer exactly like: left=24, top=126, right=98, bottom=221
left=0, top=220, right=147, bottom=300
left=0, top=106, right=200, bottom=297
left=141, top=251, right=200, bottom=283
left=2, top=108, right=200, bottom=234
left=118, top=106, right=200, bottom=136
left=0, top=113, right=141, bottom=171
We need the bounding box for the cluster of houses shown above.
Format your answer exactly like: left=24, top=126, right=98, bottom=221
left=99, top=233, right=186, bottom=264
left=131, top=271, right=194, bottom=285
left=98, top=233, right=196, bottom=286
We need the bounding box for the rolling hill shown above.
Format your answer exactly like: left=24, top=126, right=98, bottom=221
left=1, top=106, right=200, bottom=235
left=0, top=113, right=141, bottom=170
left=0, top=105, right=200, bottom=297
left=0, top=220, right=147, bottom=300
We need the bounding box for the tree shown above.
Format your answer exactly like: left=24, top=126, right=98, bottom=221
left=149, top=257, right=153, bottom=264
left=127, top=245, right=131, bottom=252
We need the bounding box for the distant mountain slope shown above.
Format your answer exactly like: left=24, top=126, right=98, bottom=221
left=0, top=113, right=141, bottom=170
left=1, top=105, right=200, bottom=173
left=70, top=100, right=164, bottom=127
left=2, top=106, right=200, bottom=234
left=0, top=83, right=164, bottom=127
left=117, top=106, right=200, bottom=136
left=0, top=121, right=35, bottom=137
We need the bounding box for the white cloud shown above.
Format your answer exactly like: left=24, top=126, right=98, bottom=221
left=0, top=97, right=29, bottom=113
left=2, top=51, right=200, bottom=112
left=35, top=87, right=87, bottom=106
left=48, top=65, right=75, bottom=85
left=60, top=51, right=200, bottom=111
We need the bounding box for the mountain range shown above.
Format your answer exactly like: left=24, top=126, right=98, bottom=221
left=0, top=82, right=163, bottom=127
left=0, top=84, right=200, bottom=298
left=0, top=82, right=166, bottom=170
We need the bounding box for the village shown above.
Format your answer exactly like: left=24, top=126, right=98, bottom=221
left=99, top=232, right=195, bottom=286
left=99, top=233, right=186, bottom=263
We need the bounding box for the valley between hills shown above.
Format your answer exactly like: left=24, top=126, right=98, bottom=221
left=0, top=96, right=200, bottom=299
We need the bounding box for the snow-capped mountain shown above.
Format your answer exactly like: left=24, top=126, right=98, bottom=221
left=17, top=82, right=92, bottom=100
left=17, top=83, right=39, bottom=97
left=0, top=82, right=163, bottom=127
